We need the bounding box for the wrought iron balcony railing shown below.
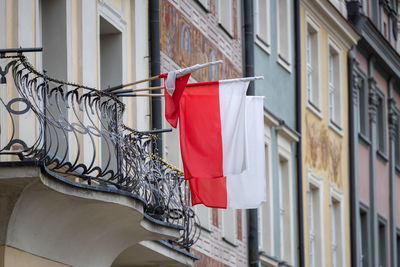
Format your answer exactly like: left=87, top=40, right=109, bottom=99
left=0, top=50, right=199, bottom=249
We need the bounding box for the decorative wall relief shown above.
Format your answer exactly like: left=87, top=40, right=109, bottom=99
left=306, top=116, right=320, bottom=168
left=320, top=127, right=329, bottom=169
left=305, top=115, right=343, bottom=188
left=329, top=140, right=342, bottom=187
left=160, top=1, right=241, bottom=81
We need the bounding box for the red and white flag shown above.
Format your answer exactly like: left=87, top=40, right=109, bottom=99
left=224, top=96, right=266, bottom=209
left=178, top=80, right=249, bottom=208
left=187, top=95, right=266, bottom=208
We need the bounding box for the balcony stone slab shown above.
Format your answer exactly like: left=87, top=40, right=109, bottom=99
left=0, top=164, right=180, bottom=267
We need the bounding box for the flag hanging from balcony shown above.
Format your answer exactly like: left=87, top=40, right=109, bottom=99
left=187, top=95, right=265, bottom=209
left=176, top=79, right=260, bottom=209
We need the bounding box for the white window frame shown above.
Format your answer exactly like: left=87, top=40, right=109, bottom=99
left=222, top=209, right=236, bottom=245
left=277, top=141, right=295, bottom=265
left=196, top=0, right=210, bottom=11
left=277, top=0, right=292, bottom=72
left=308, top=171, right=325, bottom=267
left=218, top=0, right=233, bottom=37
left=305, top=15, right=322, bottom=117
left=254, top=0, right=271, bottom=53
left=195, top=205, right=211, bottom=231
left=258, top=123, right=274, bottom=255
left=330, top=186, right=345, bottom=267
left=328, top=38, right=343, bottom=133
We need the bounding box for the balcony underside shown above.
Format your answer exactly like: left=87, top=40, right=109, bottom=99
left=0, top=163, right=182, bottom=267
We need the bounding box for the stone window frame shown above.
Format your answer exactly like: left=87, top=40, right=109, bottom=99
left=375, top=88, right=387, bottom=157
left=307, top=170, right=325, bottom=267
left=276, top=0, right=292, bottom=73
left=305, top=15, right=322, bottom=117
left=327, top=37, right=343, bottom=133
left=330, top=186, right=345, bottom=267
left=359, top=203, right=370, bottom=267
left=378, top=215, right=388, bottom=267
left=254, top=0, right=271, bottom=54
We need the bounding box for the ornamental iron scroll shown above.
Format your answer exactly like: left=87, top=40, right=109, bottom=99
left=0, top=53, right=199, bottom=250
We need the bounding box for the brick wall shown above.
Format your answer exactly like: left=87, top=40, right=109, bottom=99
left=160, top=1, right=247, bottom=266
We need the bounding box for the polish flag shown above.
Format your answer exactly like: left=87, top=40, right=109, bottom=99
left=188, top=96, right=266, bottom=209
left=177, top=79, right=250, bottom=208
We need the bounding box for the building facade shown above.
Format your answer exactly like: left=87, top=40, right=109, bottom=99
left=252, top=0, right=300, bottom=266
left=0, top=0, right=197, bottom=266
left=300, top=1, right=359, bottom=267
left=159, top=0, right=248, bottom=266
left=348, top=0, right=400, bottom=266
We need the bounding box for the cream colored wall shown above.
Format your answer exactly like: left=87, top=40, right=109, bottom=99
left=300, top=3, right=351, bottom=267
left=2, top=0, right=150, bottom=165
left=0, top=246, right=71, bottom=267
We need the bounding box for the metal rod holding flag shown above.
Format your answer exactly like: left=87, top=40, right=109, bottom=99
left=104, top=60, right=224, bottom=94
left=218, top=76, right=264, bottom=83
left=112, top=86, right=164, bottom=95
left=113, top=93, right=164, bottom=97
left=114, top=76, right=264, bottom=98
left=103, top=76, right=160, bottom=93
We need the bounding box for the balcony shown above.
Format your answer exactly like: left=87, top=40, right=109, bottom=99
left=0, top=49, right=198, bottom=267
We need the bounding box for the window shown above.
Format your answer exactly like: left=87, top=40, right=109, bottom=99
left=357, top=72, right=369, bottom=137
left=195, top=205, right=211, bottom=230
left=328, top=42, right=342, bottom=128
left=395, top=121, right=400, bottom=168
left=258, top=143, right=273, bottom=254
left=306, top=18, right=320, bottom=110
left=223, top=209, right=236, bottom=245
left=41, top=0, right=69, bottom=158
left=308, top=175, right=323, bottom=267
left=360, top=207, right=369, bottom=267
left=330, top=193, right=344, bottom=267
left=378, top=218, right=387, bottom=267
left=254, top=0, right=270, bottom=51
left=376, top=92, right=386, bottom=153
left=218, top=0, right=233, bottom=36
left=99, top=16, right=122, bottom=171
left=278, top=157, right=293, bottom=263
left=277, top=0, right=291, bottom=68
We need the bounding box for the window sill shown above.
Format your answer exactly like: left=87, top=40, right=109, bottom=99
left=359, top=132, right=370, bottom=147
left=255, top=35, right=271, bottom=55
left=395, top=165, right=400, bottom=176
left=306, top=102, right=323, bottom=120
left=377, top=149, right=388, bottom=163
left=218, top=23, right=234, bottom=40
left=277, top=54, right=292, bottom=73
left=194, top=0, right=210, bottom=13
left=222, top=237, right=238, bottom=247
left=329, top=120, right=343, bottom=137
left=195, top=222, right=212, bottom=233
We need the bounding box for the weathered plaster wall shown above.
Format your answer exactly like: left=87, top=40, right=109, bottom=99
left=253, top=0, right=295, bottom=128
left=300, top=2, right=354, bottom=266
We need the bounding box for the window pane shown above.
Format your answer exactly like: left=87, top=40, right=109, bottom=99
left=278, top=0, right=290, bottom=61
left=223, top=209, right=236, bottom=244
